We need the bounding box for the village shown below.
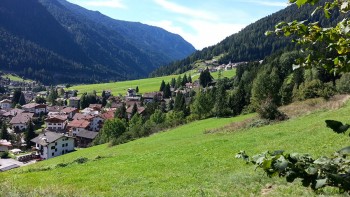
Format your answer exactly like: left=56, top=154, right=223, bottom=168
left=0, top=74, right=204, bottom=172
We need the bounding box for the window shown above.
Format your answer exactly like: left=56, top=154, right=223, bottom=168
left=52, top=153, right=54, bottom=156
left=51, top=146, right=55, bottom=150
left=62, top=144, right=65, bottom=147
left=55, top=148, right=57, bottom=152
left=55, top=142, right=57, bottom=146
left=66, top=143, right=68, bottom=146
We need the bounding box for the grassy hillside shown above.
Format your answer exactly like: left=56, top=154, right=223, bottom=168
left=68, top=69, right=236, bottom=96
left=1, top=98, right=350, bottom=196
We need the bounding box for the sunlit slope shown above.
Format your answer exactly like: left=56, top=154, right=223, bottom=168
left=1, top=101, right=350, bottom=196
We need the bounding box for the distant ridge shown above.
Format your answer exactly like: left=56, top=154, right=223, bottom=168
left=0, top=0, right=195, bottom=84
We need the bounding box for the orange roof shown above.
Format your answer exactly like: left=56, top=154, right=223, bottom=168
left=68, top=119, right=90, bottom=129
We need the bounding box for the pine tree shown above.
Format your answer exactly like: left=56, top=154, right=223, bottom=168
left=199, top=68, right=213, bottom=87
left=12, top=88, right=22, bottom=106
left=188, top=74, right=192, bottom=83
left=136, top=86, right=139, bottom=93
left=174, top=92, right=185, bottom=112
left=182, top=74, right=188, bottom=86
left=0, top=123, right=9, bottom=140
left=131, top=103, right=138, bottom=118
left=159, top=80, right=166, bottom=92
left=176, top=75, right=182, bottom=89
left=115, top=103, right=127, bottom=120
left=163, top=83, right=171, bottom=98
left=25, top=120, right=36, bottom=149
left=171, top=78, right=176, bottom=88
left=18, top=92, right=26, bottom=105
left=213, top=79, right=229, bottom=117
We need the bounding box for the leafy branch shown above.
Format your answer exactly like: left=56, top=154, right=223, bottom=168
left=236, top=120, right=350, bottom=193
left=266, top=0, right=350, bottom=74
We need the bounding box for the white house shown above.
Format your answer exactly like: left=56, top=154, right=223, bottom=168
left=0, top=99, right=12, bottom=110
left=45, top=115, right=68, bottom=131
left=9, top=113, right=34, bottom=131
left=90, top=116, right=104, bottom=132
left=22, top=103, right=47, bottom=115
left=31, top=131, right=75, bottom=159
left=0, top=140, right=12, bottom=152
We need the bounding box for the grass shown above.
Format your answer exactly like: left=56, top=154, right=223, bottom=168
left=68, top=69, right=236, bottom=96
left=2, top=74, right=32, bottom=83
left=1, top=98, right=350, bottom=196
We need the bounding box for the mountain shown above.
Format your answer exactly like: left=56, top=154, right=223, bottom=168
left=151, top=0, right=348, bottom=77
left=0, top=0, right=195, bottom=84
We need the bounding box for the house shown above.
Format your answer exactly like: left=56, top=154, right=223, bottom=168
left=89, top=104, right=102, bottom=112
left=64, top=90, right=78, bottom=99
left=31, top=131, right=74, bottom=159
left=0, top=140, right=12, bottom=152
left=81, top=107, right=99, bottom=115
left=126, top=106, right=145, bottom=119
left=100, top=110, right=115, bottom=121
left=142, top=92, right=163, bottom=103
left=61, top=107, right=78, bottom=119
left=75, top=130, right=98, bottom=148
left=69, top=97, right=80, bottom=108
left=73, top=113, right=94, bottom=121
left=126, top=88, right=137, bottom=97
left=9, top=113, right=34, bottom=131
left=22, top=103, right=47, bottom=115
left=2, top=109, right=25, bottom=120
left=225, top=65, right=232, bottom=70
left=45, top=115, right=68, bottom=132
left=68, top=119, right=91, bottom=136
left=0, top=99, right=12, bottom=110
left=90, top=116, right=104, bottom=132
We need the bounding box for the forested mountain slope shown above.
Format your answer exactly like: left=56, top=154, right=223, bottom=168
left=151, top=0, right=348, bottom=76
left=0, top=0, right=195, bottom=84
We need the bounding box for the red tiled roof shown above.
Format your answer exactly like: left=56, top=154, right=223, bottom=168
left=68, top=119, right=90, bottom=128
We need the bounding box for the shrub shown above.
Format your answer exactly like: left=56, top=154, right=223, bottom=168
left=0, top=151, right=9, bottom=158
left=336, top=73, right=350, bottom=94
left=257, top=98, right=287, bottom=121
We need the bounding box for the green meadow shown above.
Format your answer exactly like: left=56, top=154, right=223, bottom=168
left=68, top=69, right=236, bottom=96
left=1, top=99, right=350, bottom=196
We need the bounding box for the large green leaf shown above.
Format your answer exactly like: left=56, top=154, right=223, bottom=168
left=315, top=178, right=327, bottom=189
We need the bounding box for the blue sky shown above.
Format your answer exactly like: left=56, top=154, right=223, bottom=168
left=66, top=0, right=288, bottom=49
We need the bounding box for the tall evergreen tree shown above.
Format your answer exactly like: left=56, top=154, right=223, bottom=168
left=18, top=92, right=26, bottom=105
left=176, top=75, right=182, bottom=89
left=163, top=83, right=171, bottom=98
left=24, top=120, right=36, bottom=149
left=47, top=86, right=58, bottom=105
left=115, top=103, right=127, bottom=120
left=12, top=88, right=22, bottom=106
left=135, top=86, right=139, bottom=93
left=131, top=103, right=138, bottom=118
left=213, top=79, right=229, bottom=117
left=188, top=74, right=192, bottom=83
left=0, top=123, right=10, bottom=140
left=159, top=80, right=166, bottom=92
left=199, top=68, right=213, bottom=87
left=182, top=74, right=188, bottom=86
left=171, top=78, right=176, bottom=88
left=174, top=92, right=185, bottom=112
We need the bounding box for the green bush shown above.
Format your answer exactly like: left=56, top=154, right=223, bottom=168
left=257, top=98, right=287, bottom=121
left=0, top=151, right=9, bottom=158
left=336, top=73, right=350, bottom=94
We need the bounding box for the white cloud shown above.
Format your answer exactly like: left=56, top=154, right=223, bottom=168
left=245, top=0, right=288, bottom=7
left=146, top=19, right=246, bottom=50
left=153, top=0, right=217, bottom=21
left=84, top=0, right=126, bottom=9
